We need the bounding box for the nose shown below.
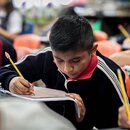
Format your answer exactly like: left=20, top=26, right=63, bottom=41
left=63, top=63, right=73, bottom=74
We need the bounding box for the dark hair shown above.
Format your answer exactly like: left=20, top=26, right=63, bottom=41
left=5, top=0, right=14, bottom=13
left=49, top=15, right=94, bottom=52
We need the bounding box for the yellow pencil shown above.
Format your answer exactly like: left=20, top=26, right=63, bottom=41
left=117, top=69, right=130, bottom=119
left=5, top=52, right=24, bottom=78
left=118, top=24, right=130, bottom=38
left=5, top=52, right=34, bottom=94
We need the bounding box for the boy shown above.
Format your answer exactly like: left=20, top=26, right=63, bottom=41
left=0, top=15, right=127, bottom=129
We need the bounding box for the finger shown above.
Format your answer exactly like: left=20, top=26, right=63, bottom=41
left=14, top=84, right=34, bottom=95
left=19, top=79, right=31, bottom=88
left=119, top=106, right=128, bottom=122
left=66, top=93, right=84, bottom=104
left=118, top=106, right=130, bottom=128
left=74, top=98, right=86, bottom=122
left=29, top=83, right=34, bottom=93
left=66, top=93, right=85, bottom=109
left=13, top=84, right=25, bottom=95
left=66, top=93, right=80, bottom=100
left=119, top=120, right=130, bottom=129
left=20, top=80, right=34, bottom=94
left=75, top=98, right=86, bottom=114
left=66, top=93, right=86, bottom=122
left=15, top=82, right=29, bottom=93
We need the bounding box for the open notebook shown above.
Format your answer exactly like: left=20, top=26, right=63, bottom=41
left=0, top=86, right=80, bottom=118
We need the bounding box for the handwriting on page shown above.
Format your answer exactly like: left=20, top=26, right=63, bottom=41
left=27, top=87, right=66, bottom=98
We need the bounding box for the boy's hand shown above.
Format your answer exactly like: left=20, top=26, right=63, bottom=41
left=66, top=93, right=86, bottom=122
left=9, top=77, right=34, bottom=95
left=118, top=105, right=130, bottom=128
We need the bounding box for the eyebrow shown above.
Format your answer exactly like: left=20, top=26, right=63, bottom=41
left=54, top=56, right=62, bottom=59
left=54, top=56, right=81, bottom=60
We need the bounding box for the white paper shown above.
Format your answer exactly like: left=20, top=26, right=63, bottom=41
left=0, top=87, right=80, bottom=118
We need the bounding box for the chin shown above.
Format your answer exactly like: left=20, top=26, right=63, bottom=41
left=68, top=74, right=79, bottom=79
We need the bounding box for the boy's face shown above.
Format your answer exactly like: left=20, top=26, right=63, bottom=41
left=52, top=50, right=92, bottom=78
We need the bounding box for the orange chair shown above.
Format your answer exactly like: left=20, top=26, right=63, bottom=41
left=94, top=31, right=108, bottom=41
left=13, top=34, right=41, bottom=60
left=13, top=34, right=41, bottom=49
left=96, top=41, right=122, bottom=57
left=14, top=46, right=38, bottom=60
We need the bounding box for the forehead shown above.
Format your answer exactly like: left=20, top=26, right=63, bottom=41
left=52, top=50, right=89, bottom=59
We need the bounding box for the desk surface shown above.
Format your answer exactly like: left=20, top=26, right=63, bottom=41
left=0, top=92, right=127, bottom=130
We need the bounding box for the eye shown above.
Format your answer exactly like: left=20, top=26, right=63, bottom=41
left=72, top=58, right=80, bottom=63
left=56, top=59, right=64, bottom=63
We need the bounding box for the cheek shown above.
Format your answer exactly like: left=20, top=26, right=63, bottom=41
left=77, top=61, right=89, bottom=71
left=76, top=65, right=85, bottom=72
left=53, top=60, right=58, bottom=67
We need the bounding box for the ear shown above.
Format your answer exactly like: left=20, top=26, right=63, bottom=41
left=91, top=42, right=98, bottom=55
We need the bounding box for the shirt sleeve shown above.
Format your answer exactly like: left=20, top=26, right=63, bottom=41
left=7, top=10, right=23, bottom=33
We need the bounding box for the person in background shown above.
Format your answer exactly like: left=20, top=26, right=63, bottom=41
left=0, top=38, right=17, bottom=67
left=0, top=0, right=23, bottom=43
left=0, top=15, right=128, bottom=130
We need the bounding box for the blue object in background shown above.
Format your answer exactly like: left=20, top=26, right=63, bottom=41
left=22, top=21, right=34, bottom=34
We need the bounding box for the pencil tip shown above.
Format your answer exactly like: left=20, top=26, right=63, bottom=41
left=118, top=24, right=122, bottom=29
left=5, top=52, right=10, bottom=59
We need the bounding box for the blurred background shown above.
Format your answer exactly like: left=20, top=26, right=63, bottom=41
left=1, top=0, right=130, bottom=69
left=12, top=0, right=130, bottom=36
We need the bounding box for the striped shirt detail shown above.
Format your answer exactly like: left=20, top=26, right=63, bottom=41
left=97, top=56, right=127, bottom=104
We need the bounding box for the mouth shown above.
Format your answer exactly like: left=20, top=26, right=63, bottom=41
left=67, top=73, right=79, bottom=78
